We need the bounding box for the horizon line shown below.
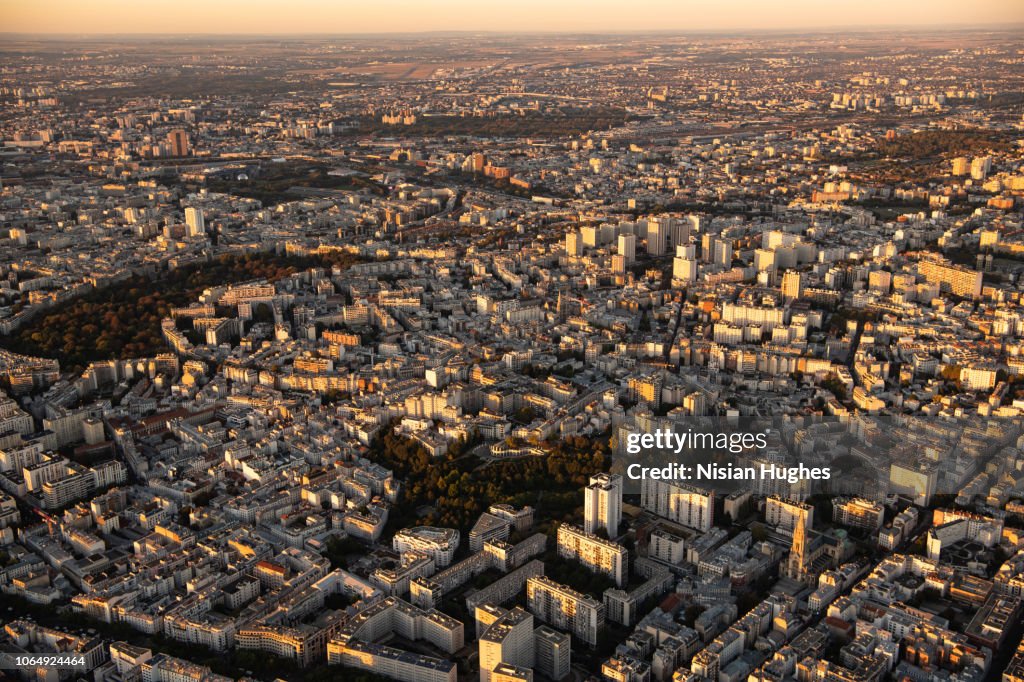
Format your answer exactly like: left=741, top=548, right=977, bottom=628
left=2, top=23, right=1023, bottom=39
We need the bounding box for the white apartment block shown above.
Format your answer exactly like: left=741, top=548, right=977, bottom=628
left=640, top=479, right=714, bottom=532
left=526, top=576, right=604, bottom=647
left=393, top=526, right=460, bottom=567
left=765, top=495, right=814, bottom=535
left=534, top=625, right=571, bottom=680
left=479, top=606, right=534, bottom=682
left=556, top=523, right=627, bottom=587
left=584, top=473, right=622, bottom=536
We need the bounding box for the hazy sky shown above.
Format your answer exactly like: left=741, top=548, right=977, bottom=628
left=2, top=0, right=1022, bottom=34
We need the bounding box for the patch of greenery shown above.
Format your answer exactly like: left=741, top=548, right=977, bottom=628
left=202, top=161, right=388, bottom=204
left=366, top=426, right=610, bottom=533
left=877, top=129, right=1013, bottom=160
left=1, top=251, right=363, bottom=372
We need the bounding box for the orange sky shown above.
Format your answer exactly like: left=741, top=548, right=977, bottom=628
left=1, top=0, right=1022, bottom=34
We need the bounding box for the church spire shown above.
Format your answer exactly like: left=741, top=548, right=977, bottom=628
left=792, top=513, right=807, bottom=562
left=787, top=512, right=809, bottom=581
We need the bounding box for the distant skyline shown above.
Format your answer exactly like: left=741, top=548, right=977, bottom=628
left=1, top=0, right=1022, bottom=35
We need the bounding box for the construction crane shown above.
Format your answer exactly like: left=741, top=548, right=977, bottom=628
left=32, top=508, right=58, bottom=536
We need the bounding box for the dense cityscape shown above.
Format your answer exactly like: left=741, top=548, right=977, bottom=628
left=1, top=24, right=1024, bottom=682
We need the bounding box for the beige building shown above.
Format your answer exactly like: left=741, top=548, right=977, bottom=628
left=918, top=259, right=983, bottom=299
left=479, top=607, right=534, bottom=682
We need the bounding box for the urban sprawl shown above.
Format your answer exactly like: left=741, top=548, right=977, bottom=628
left=0, top=29, right=1023, bottom=682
